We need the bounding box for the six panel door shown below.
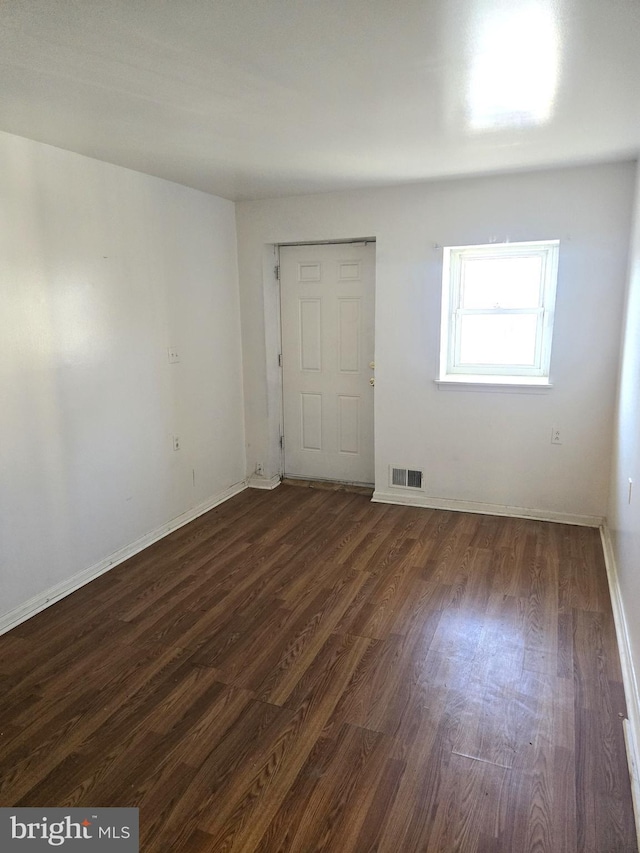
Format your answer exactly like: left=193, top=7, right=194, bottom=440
left=280, top=242, right=375, bottom=484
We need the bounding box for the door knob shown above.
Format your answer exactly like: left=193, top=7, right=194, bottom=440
left=369, top=377, right=375, bottom=386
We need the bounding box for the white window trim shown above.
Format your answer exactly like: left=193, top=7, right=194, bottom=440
left=434, top=376, right=553, bottom=394
left=438, top=240, right=559, bottom=387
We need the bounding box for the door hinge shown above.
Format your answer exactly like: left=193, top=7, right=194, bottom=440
left=274, top=264, right=280, bottom=280
left=278, top=353, right=282, bottom=367
left=279, top=435, right=284, bottom=449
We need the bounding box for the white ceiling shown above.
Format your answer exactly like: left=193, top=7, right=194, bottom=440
left=1, top=0, right=639, bottom=201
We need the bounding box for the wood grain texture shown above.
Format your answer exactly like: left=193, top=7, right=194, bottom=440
left=0, top=485, right=636, bottom=852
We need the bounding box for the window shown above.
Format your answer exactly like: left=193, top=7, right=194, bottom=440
left=438, top=240, right=559, bottom=385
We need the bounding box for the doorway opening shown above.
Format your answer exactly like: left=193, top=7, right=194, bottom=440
left=277, top=239, right=376, bottom=487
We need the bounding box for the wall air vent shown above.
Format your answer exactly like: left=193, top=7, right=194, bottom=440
left=390, top=467, right=424, bottom=489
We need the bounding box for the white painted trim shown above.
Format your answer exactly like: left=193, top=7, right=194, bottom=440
left=0, top=480, right=248, bottom=638
left=247, top=475, right=281, bottom=490
left=371, top=490, right=602, bottom=527
left=600, top=525, right=640, bottom=848
left=435, top=378, right=553, bottom=394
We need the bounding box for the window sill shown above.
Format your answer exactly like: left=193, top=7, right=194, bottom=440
left=435, top=376, right=553, bottom=393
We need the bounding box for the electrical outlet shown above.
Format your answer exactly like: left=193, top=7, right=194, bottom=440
left=256, top=461, right=264, bottom=476
left=167, top=347, right=180, bottom=364
left=173, top=435, right=180, bottom=451
left=551, top=427, right=562, bottom=445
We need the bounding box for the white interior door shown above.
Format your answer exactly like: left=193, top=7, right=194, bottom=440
left=280, top=242, right=375, bottom=485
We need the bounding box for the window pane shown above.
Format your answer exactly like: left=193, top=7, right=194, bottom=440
left=461, top=255, right=543, bottom=309
left=459, top=314, right=538, bottom=365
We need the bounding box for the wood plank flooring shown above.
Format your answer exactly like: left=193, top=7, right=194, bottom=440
left=0, top=485, right=637, bottom=852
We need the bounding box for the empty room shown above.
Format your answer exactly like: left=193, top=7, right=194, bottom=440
left=1, top=1, right=640, bottom=851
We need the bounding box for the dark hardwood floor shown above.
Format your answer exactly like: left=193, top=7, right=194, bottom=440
left=0, top=485, right=637, bottom=852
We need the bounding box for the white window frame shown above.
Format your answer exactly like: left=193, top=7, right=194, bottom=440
left=438, top=240, right=559, bottom=386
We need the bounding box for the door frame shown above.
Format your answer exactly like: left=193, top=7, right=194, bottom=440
left=260, top=237, right=377, bottom=484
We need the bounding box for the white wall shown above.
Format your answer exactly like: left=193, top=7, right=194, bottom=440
left=236, top=162, right=635, bottom=522
left=0, top=131, right=246, bottom=625
left=609, top=165, right=640, bottom=734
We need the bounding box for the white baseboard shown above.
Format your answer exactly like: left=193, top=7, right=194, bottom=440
left=600, top=525, right=640, bottom=849
left=247, top=475, right=281, bottom=490
left=371, top=490, right=602, bottom=528
left=0, top=480, right=248, bottom=638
